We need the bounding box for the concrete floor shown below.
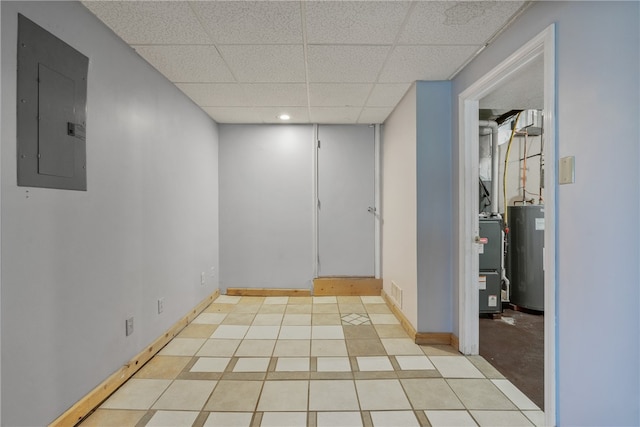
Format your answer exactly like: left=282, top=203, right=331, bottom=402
left=479, top=308, right=544, bottom=410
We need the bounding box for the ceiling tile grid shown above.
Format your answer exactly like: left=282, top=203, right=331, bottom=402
left=307, top=45, right=392, bottom=83
left=82, top=0, right=530, bottom=124
left=175, top=83, right=250, bottom=107
left=218, top=44, right=307, bottom=83
left=305, top=1, right=412, bottom=45
left=83, top=1, right=211, bottom=45
left=309, top=83, right=373, bottom=107
left=190, top=1, right=303, bottom=45
left=133, top=45, right=235, bottom=83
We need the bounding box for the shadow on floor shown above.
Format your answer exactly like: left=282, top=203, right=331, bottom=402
left=479, top=307, right=544, bottom=410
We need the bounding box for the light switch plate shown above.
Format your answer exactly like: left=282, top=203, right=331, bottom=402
left=559, top=156, right=575, bottom=184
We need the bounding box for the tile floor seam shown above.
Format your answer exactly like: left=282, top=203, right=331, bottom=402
left=82, top=295, right=542, bottom=427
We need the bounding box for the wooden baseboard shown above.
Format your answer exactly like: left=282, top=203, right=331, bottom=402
left=380, top=289, right=417, bottom=338
left=226, top=288, right=311, bottom=297
left=50, top=290, right=219, bottom=427
left=380, top=290, right=460, bottom=350
left=450, top=333, right=460, bottom=350
left=415, top=332, right=452, bottom=345
left=313, top=277, right=382, bottom=296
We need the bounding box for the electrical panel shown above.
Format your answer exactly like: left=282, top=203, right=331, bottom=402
left=17, top=14, right=89, bottom=191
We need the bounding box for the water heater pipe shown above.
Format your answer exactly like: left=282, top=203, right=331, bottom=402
left=479, top=120, right=499, bottom=215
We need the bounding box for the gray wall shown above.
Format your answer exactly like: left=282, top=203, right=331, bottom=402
left=416, top=81, right=453, bottom=333
left=1, top=2, right=220, bottom=425
left=452, top=1, right=639, bottom=425
left=219, top=125, right=314, bottom=291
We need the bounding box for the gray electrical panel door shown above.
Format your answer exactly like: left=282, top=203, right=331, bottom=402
left=508, top=205, right=545, bottom=311
left=17, top=14, right=88, bottom=191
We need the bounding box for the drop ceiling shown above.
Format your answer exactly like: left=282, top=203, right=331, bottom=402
left=82, top=1, right=530, bottom=124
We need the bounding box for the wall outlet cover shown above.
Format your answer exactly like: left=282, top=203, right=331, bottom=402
left=126, top=317, right=134, bottom=336
left=559, top=156, right=575, bottom=184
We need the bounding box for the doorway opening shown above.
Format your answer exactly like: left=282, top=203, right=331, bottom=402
left=457, top=25, right=556, bottom=427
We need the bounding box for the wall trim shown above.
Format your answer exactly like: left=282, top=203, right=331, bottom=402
left=226, top=288, right=312, bottom=297
left=314, top=277, right=382, bottom=296
left=415, top=333, right=452, bottom=346
left=49, top=290, right=220, bottom=427
left=381, top=289, right=417, bottom=338
left=457, top=24, right=556, bottom=426
left=381, top=290, right=459, bottom=348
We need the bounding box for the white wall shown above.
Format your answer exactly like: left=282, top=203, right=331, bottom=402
left=218, top=125, right=314, bottom=290
left=453, top=1, right=639, bottom=425
left=1, top=2, right=220, bottom=425
left=382, top=84, right=418, bottom=327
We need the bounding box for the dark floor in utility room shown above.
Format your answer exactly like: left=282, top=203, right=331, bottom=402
left=479, top=308, right=545, bottom=410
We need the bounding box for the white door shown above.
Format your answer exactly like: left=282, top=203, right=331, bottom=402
left=317, top=125, right=375, bottom=277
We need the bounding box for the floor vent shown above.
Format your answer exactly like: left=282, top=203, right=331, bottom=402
left=391, top=281, right=403, bottom=309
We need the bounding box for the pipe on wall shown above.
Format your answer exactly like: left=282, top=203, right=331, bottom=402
left=479, top=120, right=499, bottom=215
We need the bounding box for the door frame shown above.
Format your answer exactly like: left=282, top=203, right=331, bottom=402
left=457, top=25, right=556, bottom=426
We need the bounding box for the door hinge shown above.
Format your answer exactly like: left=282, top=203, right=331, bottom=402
left=317, top=199, right=321, bottom=209
left=317, top=140, right=321, bottom=149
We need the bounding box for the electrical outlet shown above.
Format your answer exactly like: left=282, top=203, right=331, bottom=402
left=201, top=272, right=205, bottom=286
left=158, top=298, right=164, bottom=314
left=126, top=317, right=134, bottom=336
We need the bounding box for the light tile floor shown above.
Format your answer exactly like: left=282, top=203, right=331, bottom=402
left=80, top=296, right=544, bottom=427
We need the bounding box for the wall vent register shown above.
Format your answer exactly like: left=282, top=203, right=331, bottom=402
left=17, top=14, right=89, bottom=191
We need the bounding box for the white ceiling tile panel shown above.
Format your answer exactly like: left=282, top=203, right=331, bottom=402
left=218, top=45, right=306, bottom=83
left=190, top=1, right=302, bottom=44
left=86, top=1, right=529, bottom=124
left=203, top=107, right=261, bottom=124
left=305, top=1, right=411, bottom=45
left=309, top=84, right=372, bottom=107
left=366, top=83, right=412, bottom=107
left=254, top=107, right=310, bottom=124
left=310, top=107, right=362, bottom=124
left=133, top=45, right=235, bottom=82
left=358, top=107, right=395, bottom=124
left=175, top=83, right=249, bottom=107
left=83, top=1, right=210, bottom=45
left=378, top=45, right=478, bottom=83
left=307, top=45, right=391, bottom=83
left=243, top=84, right=308, bottom=107
left=399, top=1, right=526, bottom=45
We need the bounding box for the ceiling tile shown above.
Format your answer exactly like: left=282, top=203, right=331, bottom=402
left=309, top=84, right=372, bottom=107
left=399, top=1, right=526, bottom=45
left=83, top=1, right=210, bottom=45
left=310, top=107, right=362, bottom=124
left=243, top=84, right=308, bottom=107
left=175, top=83, right=249, bottom=107
left=254, top=107, right=310, bottom=124
left=305, top=1, right=411, bottom=45
left=203, top=107, right=261, bottom=124
left=133, top=45, right=234, bottom=83
left=378, top=45, right=478, bottom=83
left=366, top=83, right=412, bottom=107
left=190, top=1, right=302, bottom=44
left=358, top=107, right=395, bottom=124
left=219, top=45, right=306, bottom=83
left=307, top=45, right=390, bottom=83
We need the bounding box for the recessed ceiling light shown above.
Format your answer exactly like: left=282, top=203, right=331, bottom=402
left=277, top=114, right=291, bottom=121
